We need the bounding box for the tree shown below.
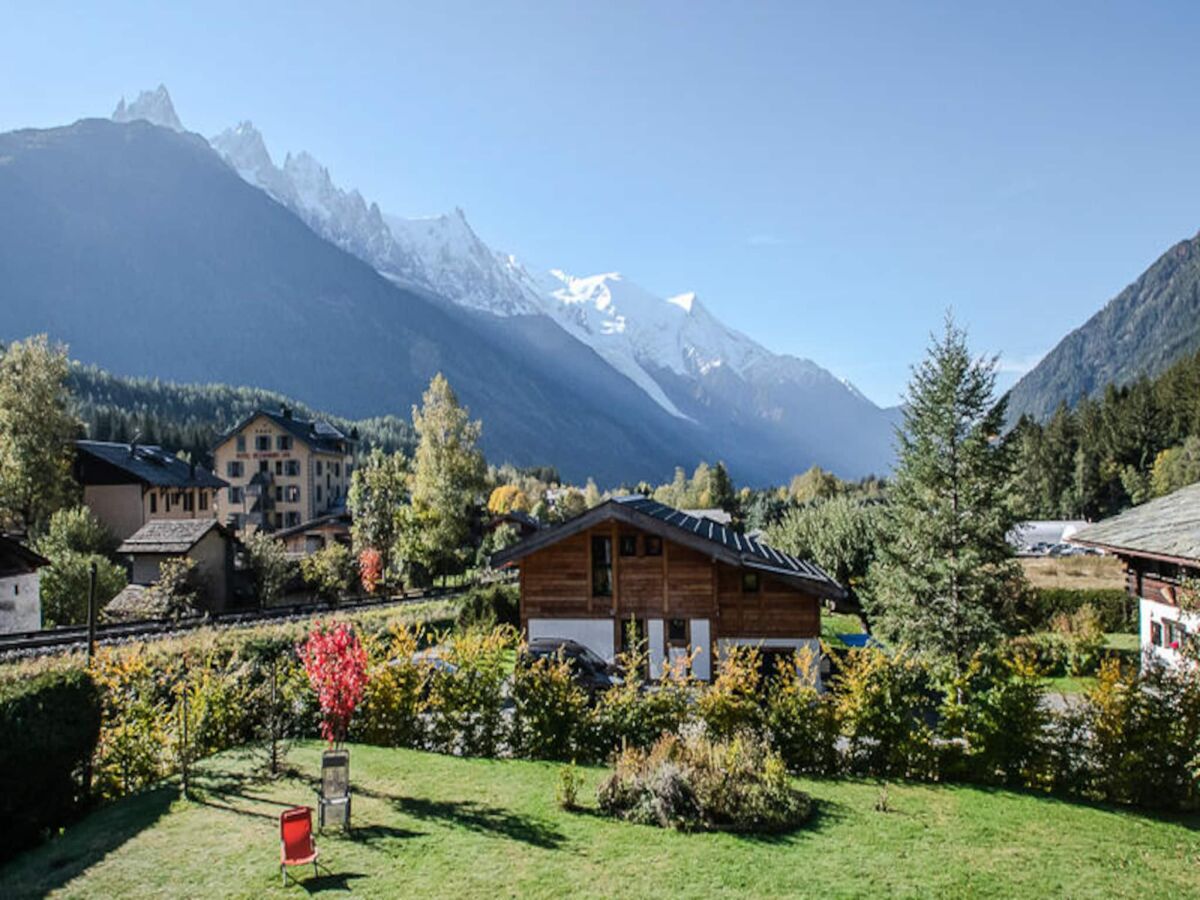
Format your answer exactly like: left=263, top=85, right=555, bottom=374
left=403, top=374, right=486, bottom=580
left=34, top=506, right=125, bottom=626
left=300, top=542, right=357, bottom=602
left=298, top=621, right=369, bottom=747
left=487, top=484, right=530, bottom=515
left=146, top=556, right=202, bottom=619
left=347, top=448, right=410, bottom=588
left=867, top=316, right=1023, bottom=678
left=0, top=336, right=80, bottom=534
left=789, top=466, right=840, bottom=504
left=1149, top=436, right=1200, bottom=497
left=705, top=462, right=737, bottom=514
left=244, top=532, right=291, bottom=607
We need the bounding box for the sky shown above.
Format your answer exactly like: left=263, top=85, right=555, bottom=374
left=3, top=1, right=1200, bottom=406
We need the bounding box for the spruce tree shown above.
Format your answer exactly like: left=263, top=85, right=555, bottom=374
left=867, top=316, right=1023, bottom=677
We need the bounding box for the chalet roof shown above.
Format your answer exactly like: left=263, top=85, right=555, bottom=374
left=681, top=508, right=733, bottom=526
left=214, top=409, right=354, bottom=455
left=118, top=519, right=226, bottom=555
left=273, top=511, right=352, bottom=541
left=0, top=534, right=49, bottom=576
left=1072, top=482, right=1200, bottom=564
left=76, top=440, right=227, bottom=489
left=492, top=496, right=844, bottom=598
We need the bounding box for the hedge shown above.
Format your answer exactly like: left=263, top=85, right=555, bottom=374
left=0, top=668, right=102, bottom=861
left=1028, top=588, right=1134, bottom=633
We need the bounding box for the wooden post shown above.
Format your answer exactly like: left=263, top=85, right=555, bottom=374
left=611, top=523, right=620, bottom=617
left=86, top=561, right=98, bottom=664
left=586, top=530, right=594, bottom=615
left=662, top=540, right=669, bottom=615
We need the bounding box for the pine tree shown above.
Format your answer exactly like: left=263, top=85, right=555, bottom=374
left=867, top=316, right=1023, bottom=678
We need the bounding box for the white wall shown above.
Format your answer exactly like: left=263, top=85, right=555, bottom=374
left=0, top=572, right=41, bottom=633
left=717, top=637, right=823, bottom=687
left=527, top=617, right=615, bottom=662
left=1140, top=596, right=1199, bottom=666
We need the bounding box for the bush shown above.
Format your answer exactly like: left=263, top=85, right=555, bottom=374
left=1050, top=605, right=1106, bottom=676
left=353, top=624, right=428, bottom=748
left=455, top=584, right=519, bottom=631
left=0, top=668, right=102, bottom=860
left=597, top=729, right=812, bottom=833
left=765, top=650, right=841, bottom=776
left=300, top=543, right=358, bottom=603
left=425, top=627, right=514, bottom=756
left=1019, top=587, right=1133, bottom=634
left=835, top=647, right=939, bottom=779
left=696, top=644, right=763, bottom=740
left=592, top=631, right=691, bottom=756
left=510, top=651, right=590, bottom=761
left=556, top=763, right=584, bottom=810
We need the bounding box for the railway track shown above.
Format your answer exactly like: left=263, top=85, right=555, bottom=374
left=0, top=583, right=479, bottom=659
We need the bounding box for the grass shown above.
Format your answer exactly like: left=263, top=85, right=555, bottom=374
left=821, top=611, right=866, bottom=647
left=1042, top=632, right=1142, bottom=695
left=1021, top=555, right=1125, bottom=590
left=5, top=742, right=1198, bottom=898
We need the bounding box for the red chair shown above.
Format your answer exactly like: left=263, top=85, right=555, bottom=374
left=280, top=806, right=319, bottom=885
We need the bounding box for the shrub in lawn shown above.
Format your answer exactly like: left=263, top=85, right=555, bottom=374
left=1050, top=604, right=1106, bottom=676
left=353, top=624, right=429, bottom=749
left=939, top=653, right=1049, bottom=787
left=91, top=645, right=173, bottom=799
left=0, top=668, right=102, bottom=860
left=1022, top=587, right=1134, bottom=634
left=297, top=621, right=370, bottom=747
left=592, top=635, right=691, bottom=756
left=765, top=649, right=841, bottom=776
left=455, top=583, right=520, bottom=631
left=1007, top=632, right=1068, bottom=676
left=835, top=647, right=939, bottom=780
left=510, top=651, right=590, bottom=761
left=597, top=728, right=812, bottom=833
left=696, top=644, right=764, bottom=740
left=425, top=626, right=515, bottom=757
left=556, top=762, right=584, bottom=810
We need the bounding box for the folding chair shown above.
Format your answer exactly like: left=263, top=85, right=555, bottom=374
left=280, top=806, right=319, bottom=886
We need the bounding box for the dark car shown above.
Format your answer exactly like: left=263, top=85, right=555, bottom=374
left=519, top=638, right=620, bottom=700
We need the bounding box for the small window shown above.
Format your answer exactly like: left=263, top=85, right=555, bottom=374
left=164, top=493, right=172, bottom=512
left=229, top=486, right=244, bottom=504
left=316, top=461, right=324, bottom=476
left=619, top=535, right=638, bottom=557
left=742, top=572, right=760, bottom=593
left=286, top=512, right=301, bottom=527
left=226, top=460, right=243, bottom=478
left=334, top=463, right=341, bottom=477
left=255, top=435, right=271, bottom=451
left=592, top=535, right=613, bottom=596
left=667, top=618, right=687, bottom=642
left=316, top=485, right=323, bottom=502
left=275, top=486, right=284, bottom=502
left=274, top=460, right=283, bottom=476
left=1151, top=621, right=1163, bottom=646
left=150, top=493, right=158, bottom=514
left=199, top=491, right=208, bottom=511
left=644, top=536, right=662, bottom=557
left=183, top=492, right=194, bottom=512
left=286, top=485, right=301, bottom=502
left=285, top=460, right=301, bottom=476
left=259, top=460, right=269, bottom=473
left=236, top=435, right=246, bottom=452
left=277, top=435, right=292, bottom=451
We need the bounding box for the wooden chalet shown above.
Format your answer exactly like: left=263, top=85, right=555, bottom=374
left=491, top=496, right=845, bottom=681
left=1073, top=482, right=1200, bottom=665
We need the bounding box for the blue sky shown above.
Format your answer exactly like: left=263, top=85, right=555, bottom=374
left=3, top=1, right=1200, bottom=405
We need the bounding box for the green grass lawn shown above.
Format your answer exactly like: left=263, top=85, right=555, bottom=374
left=4, top=742, right=1198, bottom=899
left=1042, top=632, right=1141, bottom=696
left=821, top=611, right=866, bottom=647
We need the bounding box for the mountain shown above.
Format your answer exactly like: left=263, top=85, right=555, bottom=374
left=0, top=117, right=722, bottom=484
left=1007, top=231, right=1200, bottom=422
left=112, top=84, right=183, bottom=132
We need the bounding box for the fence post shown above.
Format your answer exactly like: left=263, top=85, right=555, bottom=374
left=86, top=561, right=98, bottom=663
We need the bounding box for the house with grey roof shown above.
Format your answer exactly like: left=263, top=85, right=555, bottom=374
left=1073, top=482, right=1200, bottom=665
left=0, top=535, right=47, bottom=633
left=491, top=496, right=844, bottom=681
left=118, top=519, right=235, bottom=613
left=75, top=440, right=227, bottom=541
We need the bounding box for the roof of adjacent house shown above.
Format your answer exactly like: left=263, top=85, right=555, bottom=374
left=273, top=511, right=352, bottom=541
left=118, top=519, right=226, bottom=555
left=76, top=441, right=227, bottom=489
left=0, top=534, right=49, bottom=576
left=215, top=408, right=354, bottom=455
left=681, top=508, right=733, bottom=526
left=1072, top=482, right=1200, bottom=564
left=491, top=495, right=844, bottom=598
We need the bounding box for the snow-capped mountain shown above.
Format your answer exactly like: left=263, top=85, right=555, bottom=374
left=107, top=86, right=896, bottom=477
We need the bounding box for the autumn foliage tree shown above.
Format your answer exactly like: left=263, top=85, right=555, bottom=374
left=298, top=622, right=369, bottom=746
left=358, top=548, right=383, bottom=594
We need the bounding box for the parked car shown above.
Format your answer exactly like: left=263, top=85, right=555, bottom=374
left=518, top=638, right=620, bottom=700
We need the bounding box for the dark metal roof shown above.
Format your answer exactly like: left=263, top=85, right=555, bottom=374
left=214, top=409, right=353, bottom=455
left=0, top=534, right=49, bottom=576
left=492, top=495, right=844, bottom=598
left=118, top=518, right=226, bottom=555
left=1073, top=482, right=1200, bottom=564
left=75, top=440, right=227, bottom=489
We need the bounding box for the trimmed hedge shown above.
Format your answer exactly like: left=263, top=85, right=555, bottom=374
left=1028, top=588, right=1134, bottom=633
left=0, top=668, right=102, bottom=860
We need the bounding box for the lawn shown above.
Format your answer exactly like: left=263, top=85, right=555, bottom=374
left=1021, top=555, right=1125, bottom=590
left=5, top=743, right=1198, bottom=898
left=1042, top=632, right=1141, bottom=695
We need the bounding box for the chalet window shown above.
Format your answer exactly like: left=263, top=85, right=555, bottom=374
left=592, top=536, right=613, bottom=596
left=229, top=486, right=244, bottom=504
left=668, top=618, right=687, bottom=642
left=1165, top=620, right=1189, bottom=648
left=150, top=493, right=157, bottom=513
left=1150, top=621, right=1163, bottom=646
left=226, top=461, right=243, bottom=478
left=277, top=435, right=292, bottom=451
left=199, top=491, right=208, bottom=511
left=644, top=536, right=662, bottom=557
left=236, top=436, right=246, bottom=452
left=742, top=571, right=761, bottom=593
left=619, top=535, right=638, bottom=557
left=255, top=435, right=271, bottom=451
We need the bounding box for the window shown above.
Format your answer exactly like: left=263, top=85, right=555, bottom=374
left=316, top=461, right=324, bottom=476
left=150, top=493, right=157, bottom=514
left=236, top=435, right=246, bottom=452
left=334, top=463, right=341, bottom=477
left=274, top=460, right=283, bottom=476
left=258, top=460, right=269, bottom=473
left=183, top=492, right=194, bottom=512
left=275, top=486, right=284, bottom=502
left=286, top=485, right=300, bottom=502
left=592, top=536, right=613, bottom=596
left=285, top=460, right=301, bottom=476
left=229, top=486, right=244, bottom=504
left=644, top=536, right=662, bottom=557
left=277, top=435, right=292, bottom=451
left=226, top=460, right=243, bottom=478
left=286, top=512, right=301, bottom=527
left=1151, top=620, right=1163, bottom=646
left=164, top=493, right=172, bottom=512
left=742, top=571, right=760, bottom=593
left=316, top=485, right=323, bottom=502
left=199, top=491, right=208, bottom=511
left=1166, top=620, right=1189, bottom=649
left=667, top=618, right=687, bottom=642
left=619, top=535, right=638, bottom=557
left=255, top=435, right=271, bottom=451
